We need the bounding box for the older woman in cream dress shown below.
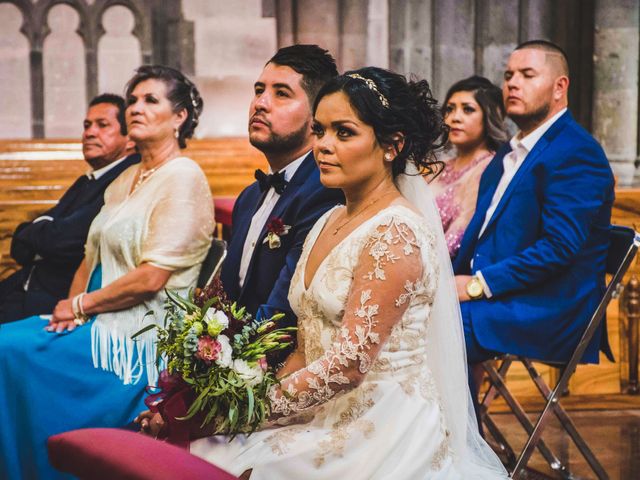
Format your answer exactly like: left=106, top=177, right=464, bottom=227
left=0, top=65, right=214, bottom=480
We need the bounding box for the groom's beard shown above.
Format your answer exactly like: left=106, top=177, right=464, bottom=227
left=249, top=121, right=310, bottom=156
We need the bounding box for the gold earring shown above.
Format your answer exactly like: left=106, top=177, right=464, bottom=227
left=174, top=128, right=179, bottom=139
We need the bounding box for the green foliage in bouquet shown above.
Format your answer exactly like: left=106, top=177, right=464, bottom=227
left=134, top=279, right=295, bottom=437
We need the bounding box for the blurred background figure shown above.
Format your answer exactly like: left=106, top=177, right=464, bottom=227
left=430, top=76, right=507, bottom=258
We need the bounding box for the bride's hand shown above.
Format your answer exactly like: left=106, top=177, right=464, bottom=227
left=135, top=410, right=166, bottom=438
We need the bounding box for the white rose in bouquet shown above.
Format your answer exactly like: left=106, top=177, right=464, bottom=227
left=204, top=308, right=229, bottom=337
left=232, top=359, right=264, bottom=387
left=215, top=334, right=233, bottom=368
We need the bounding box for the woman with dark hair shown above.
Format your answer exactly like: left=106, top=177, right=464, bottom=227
left=430, top=76, right=508, bottom=258
left=0, top=65, right=214, bottom=479
left=139, top=67, right=506, bottom=478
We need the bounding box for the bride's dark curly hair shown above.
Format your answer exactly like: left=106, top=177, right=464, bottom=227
left=313, top=67, right=448, bottom=178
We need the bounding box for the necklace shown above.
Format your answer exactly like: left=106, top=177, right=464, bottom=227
left=132, top=156, right=176, bottom=192
left=133, top=166, right=158, bottom=191
left=332, top=191, right=396, bottom=235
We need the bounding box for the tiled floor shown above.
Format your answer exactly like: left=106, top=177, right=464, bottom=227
left=490, top=410, right=640, bottom=479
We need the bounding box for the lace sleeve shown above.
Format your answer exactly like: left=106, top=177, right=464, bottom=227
left=268, top=216, right=426, bottom=420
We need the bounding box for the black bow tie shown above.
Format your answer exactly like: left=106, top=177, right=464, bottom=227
left=255, top=169, right=288, bottom=194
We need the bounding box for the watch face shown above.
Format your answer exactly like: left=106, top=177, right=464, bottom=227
left=467, top=279, right=483, bottom=298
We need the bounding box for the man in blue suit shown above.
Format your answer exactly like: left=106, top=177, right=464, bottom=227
left=0, top=94, right=139, bottom=323
left=221, top=45, right=343, bottom=329
left=453, top=40, right=615, bottom=390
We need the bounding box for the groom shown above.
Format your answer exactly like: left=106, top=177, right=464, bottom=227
left=221, top=44, right=343, bottom=328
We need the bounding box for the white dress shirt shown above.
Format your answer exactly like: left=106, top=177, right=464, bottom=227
left=87, top=154, right=130, bottom=180
left=476, top=108, right=567, bottom=297
left=238, top=152, right=308, bottom=288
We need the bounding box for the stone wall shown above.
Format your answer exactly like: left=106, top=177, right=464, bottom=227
left=0, top=0, right=639, bottom=182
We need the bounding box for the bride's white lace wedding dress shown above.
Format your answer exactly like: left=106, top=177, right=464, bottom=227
left=190, top=203, right=507, bottom=479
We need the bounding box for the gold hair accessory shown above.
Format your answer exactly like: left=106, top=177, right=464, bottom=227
left=347, top=73, right=390, bottom=108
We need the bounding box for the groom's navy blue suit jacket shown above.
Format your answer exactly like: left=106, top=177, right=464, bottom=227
left=453, top=111, right=614, bottom=363
left=221, top=152, right=343, bottom=327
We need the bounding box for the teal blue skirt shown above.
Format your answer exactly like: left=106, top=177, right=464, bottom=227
left=0, top=266, right=149, bottom=479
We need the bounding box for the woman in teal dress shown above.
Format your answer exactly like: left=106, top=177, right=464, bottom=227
left=0, top=65, right=215, bottom=479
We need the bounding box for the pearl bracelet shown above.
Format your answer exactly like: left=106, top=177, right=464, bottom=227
left=72, top=293, right=89, bottom=325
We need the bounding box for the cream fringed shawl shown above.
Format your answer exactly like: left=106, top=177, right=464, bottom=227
left=85, top=157, right=215, bottom=386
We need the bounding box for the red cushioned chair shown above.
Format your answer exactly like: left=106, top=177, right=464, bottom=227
left=214, top=196, right=236, bottom=241
left=48, top=428, right=238, bottom=480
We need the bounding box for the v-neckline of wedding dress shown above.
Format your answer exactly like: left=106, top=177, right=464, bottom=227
left=302, top=203, right=418, bottom=292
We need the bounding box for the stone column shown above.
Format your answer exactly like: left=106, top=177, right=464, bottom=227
left=388, top=0, right=433, bottom=80
left=30, top=48, right=45, bottom=138
left=432, top=0, right=475, bottom=101
left=366, top=0, right=388, bottom=68
left=340, top=0, right=368, bottom=70
left=592, top=0, right=639, bottom=186
left=475, top=0, right=519, bottom=85
left=518, top=0, right=553, bottom=43
left=295, top=0, right=341, bottom=66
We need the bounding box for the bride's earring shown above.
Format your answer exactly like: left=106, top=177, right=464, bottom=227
left=384, top=152, right=393, bottom=162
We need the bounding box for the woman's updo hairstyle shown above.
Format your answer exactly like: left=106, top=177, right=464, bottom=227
left=313, top=66, right=448, bottom=178
left=125, top=65, right=204, bottom=148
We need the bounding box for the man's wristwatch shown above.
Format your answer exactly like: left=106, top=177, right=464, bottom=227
left=465, top=276, right=485, bottom=300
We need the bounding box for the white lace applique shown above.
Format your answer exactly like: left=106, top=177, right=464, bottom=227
left=396, top=279, right=425, bottom=307
left=269, top=216, right=424, bottom=421
left=265, top=426, right=306, bottom=455
left=314, top=384, right=377, bottom=467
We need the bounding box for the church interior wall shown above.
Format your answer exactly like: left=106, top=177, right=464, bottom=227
left=0, top=0, right=638, bottom=182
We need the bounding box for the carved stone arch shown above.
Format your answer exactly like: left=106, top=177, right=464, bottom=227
left=35, top=0, right=91, bottom=48
left=92, top=0, right=152, bottom=63
left=0, top=0, right=35, bottom=46
left=36, top=0, right=94, bottom=110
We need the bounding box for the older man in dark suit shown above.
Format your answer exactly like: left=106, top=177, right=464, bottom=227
left=0, top=94, right=139, bottom=323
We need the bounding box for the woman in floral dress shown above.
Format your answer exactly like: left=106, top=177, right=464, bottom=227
left=430, top=76, right=508, bottom=258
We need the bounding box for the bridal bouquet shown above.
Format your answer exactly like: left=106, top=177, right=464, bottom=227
left=135, top=279, right=295, bottom=444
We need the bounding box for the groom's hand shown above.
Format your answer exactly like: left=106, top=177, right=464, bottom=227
left=455, top=275, right=471, bottom=302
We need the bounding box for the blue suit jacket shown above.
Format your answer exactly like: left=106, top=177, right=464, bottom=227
left=453, top=111, right=614, bottom=363
left=221, top=152, right=344, bottom=327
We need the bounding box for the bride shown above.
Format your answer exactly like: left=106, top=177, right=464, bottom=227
left=143, top=67, right=507, bottom=479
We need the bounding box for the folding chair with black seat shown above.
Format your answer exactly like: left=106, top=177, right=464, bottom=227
left=479, top=225, right=640, bottom=480
left=197, top=238, right=227, bottom=289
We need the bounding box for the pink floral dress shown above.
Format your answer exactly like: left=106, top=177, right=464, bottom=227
left=430, top=151, right=494, bottom=258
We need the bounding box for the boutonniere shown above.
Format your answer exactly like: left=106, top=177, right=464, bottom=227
left=263, top=217, right=291, bottom=249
